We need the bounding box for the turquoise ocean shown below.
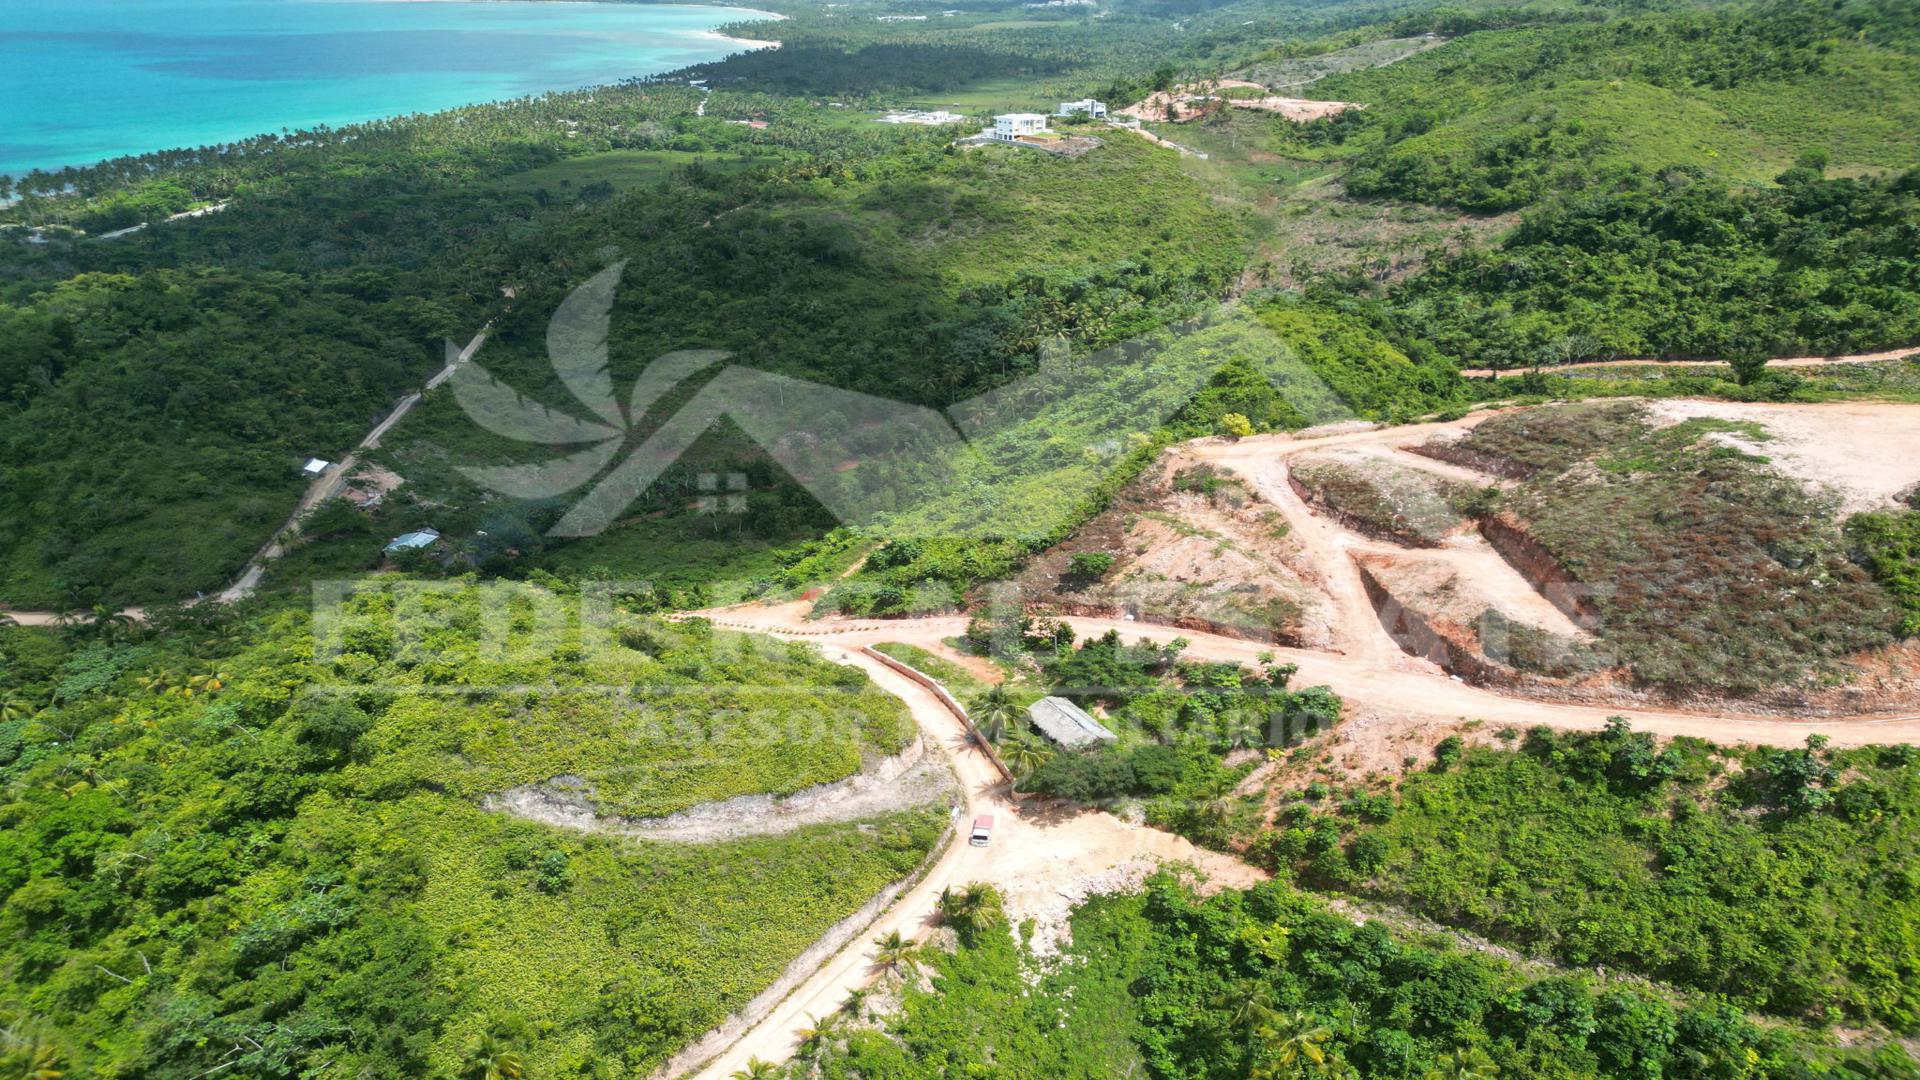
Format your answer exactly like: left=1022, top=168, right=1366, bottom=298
left=0, top=0, right=770, bottom=176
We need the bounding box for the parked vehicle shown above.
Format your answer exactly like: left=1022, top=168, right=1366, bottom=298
left=969, top=814, right=994, bottom=846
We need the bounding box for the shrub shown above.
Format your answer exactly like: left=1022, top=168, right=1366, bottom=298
left=1065, top=550, right=1118, bottom=581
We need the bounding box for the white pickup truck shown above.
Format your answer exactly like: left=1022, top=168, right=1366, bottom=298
left=969, top=814, right=994, bottom=847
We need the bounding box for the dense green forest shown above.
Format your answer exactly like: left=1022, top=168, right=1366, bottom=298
left=1262, top=722, right=1920, bottom=1031
left=782, top=874, right=1916, bottom=1078
left=5, top=0, right=1920, bottom=1075
left=7, top=0, right=1920, bottom=606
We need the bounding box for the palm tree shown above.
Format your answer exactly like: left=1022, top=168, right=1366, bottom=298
left=840, top=986, right=873, bottom=1020
left=172, top=670, right=229, bottom=699
left=968, top=685, right=1021, bottom=744
left=938, top=883, right=1005, bottom=938
left=1251, top=1010, right=1332, bottom=1080
left=999, top=731, right=1051, bottom=787
left=1423, top=1048, right=1498, bottom=1080
left=87, top=605, right=137, bottom=643
left=1211, top=977, right=1282, bottom=1037
left=1221, top=704, right=1264, bottom=750
left=0, top=1036, right=65, bottom=1080
left=457, top=1030, right=524, bottom=1080
left=870, top=930, right=921, bottom=981
left=730, top=1058, right=781, bottom=1080
left=0, top=693, right=37, bottom=723
left=794, top=1013, right=840, bottom=1063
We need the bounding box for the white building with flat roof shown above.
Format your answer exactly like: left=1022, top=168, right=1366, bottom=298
left=991, top=113, right=1049, bottom=141
left=1057, top=99, right=1108, bottom=118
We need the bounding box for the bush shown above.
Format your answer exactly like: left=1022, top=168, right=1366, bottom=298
left=1066, top=550, right=1118, bottom=581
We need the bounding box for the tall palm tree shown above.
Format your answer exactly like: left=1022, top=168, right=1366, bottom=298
left=730, top=1058, right=781, bottom=1080
left=1, top=1035, right=65, bottom=1080
left=968, top=685, right=1020, bottom=744
left=172, top=670, right=230, bottom=699
left=1221, top=705, right=1264, bottom=751
left=0, top=693, right=37, bottom=723
left=999, top=731, right=1051, bottom=787
left=794, top=1013, right=840, bottom=1064
left=1422, top=1048, right=1498, bottom=1080
left=870, top=930, right=921, bottom=981
left=1211, top=977, right=1282, bottom=1037
left=457, top=1030, right=524, bottom=1080
left=1250, top=1010, right=1332, bottom=1080
left=938, top=883, right=1005, bottom=938
left=841, top=986, right=873, bottom=1020
left=87, top=605, right=137, bottom=643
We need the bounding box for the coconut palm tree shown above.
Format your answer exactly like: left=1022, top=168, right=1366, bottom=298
left=1422, top=1048, right=1498, bottom=1080
left=0, top=1035, right=65, bottom=1080
left=840, top=986, right=874, bottom=1020
left=87, top=605, right=137, bottom=643
left=938, top=883, right=1005, bottom=938
left=968, top=684, right=1021, bottom=744
left=1211, top=977, right=1282, bottom=1038
left=730, top=1058, right=781, bottom=1080
left=999, top=731, right=1052, bottom=787
left=1251, top=1010, right=1332, bottom=1080
left=871, top=930, right=921, bottom=981
left=0, top=693, right=37, bottom=723
left=1221, top=705, right=1264, bottom=751
left=793, top=1013, right=840, bottom=1064
left=456, top=1030, right=524, bottom=1080
left=172, top=670, right=230, bottom=699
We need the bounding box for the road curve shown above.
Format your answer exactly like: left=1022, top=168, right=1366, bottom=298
left=677, top=644, right=1259, bottom=1079
left=693, top=604, right=1920, bottom=749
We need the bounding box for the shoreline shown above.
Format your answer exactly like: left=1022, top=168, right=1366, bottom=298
left=2, top=3, right=784, bottom=179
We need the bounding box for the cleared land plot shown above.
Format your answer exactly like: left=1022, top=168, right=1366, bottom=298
left=1234, top=35, right=1446, bottom=89
left=1442, top=402, right=1910, bottom=697
left=1287, top=447, right=1481, bottom=547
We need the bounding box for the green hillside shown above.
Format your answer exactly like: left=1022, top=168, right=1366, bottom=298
left=0, top=593, right=940, bottom=1077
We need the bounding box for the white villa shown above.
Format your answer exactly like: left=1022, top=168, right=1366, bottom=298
left=1057, top=98, right=1108, bottom=118
left=991, top=113, right=1049, bottom=141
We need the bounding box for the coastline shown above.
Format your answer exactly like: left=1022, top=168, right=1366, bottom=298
left=3, top=2, right=785, bottom=178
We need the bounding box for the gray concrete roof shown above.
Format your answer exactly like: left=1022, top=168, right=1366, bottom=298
left=1027, top=695, right=1117, bottom=749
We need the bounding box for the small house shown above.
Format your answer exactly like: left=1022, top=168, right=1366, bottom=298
left=991, top=113, right=1049, bottom=142
left=1057, top=99, right=1108, bottom=119
left=301, top=457, right=331, bottom=476
left=1027, top=696, right=1117, bottom=749
left=383, top=528, right=441, bottom=555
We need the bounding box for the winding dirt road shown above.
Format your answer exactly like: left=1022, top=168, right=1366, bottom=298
left=690, top=404, right=1920, bottom=750
left=676, top=645, right=1261, bottom=1080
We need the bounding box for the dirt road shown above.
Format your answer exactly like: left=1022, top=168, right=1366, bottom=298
left=698, top=604, right=1920, bottom=749
left=1187, top=437, right=1586, bottom=639
left=1457, top=344, right=1920, bottom=379
left=1, top=328, right=488, bottom=622
left=679, top=645, right=1260, bottom=1080
left=683, top=405, right=1920, bottom=750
